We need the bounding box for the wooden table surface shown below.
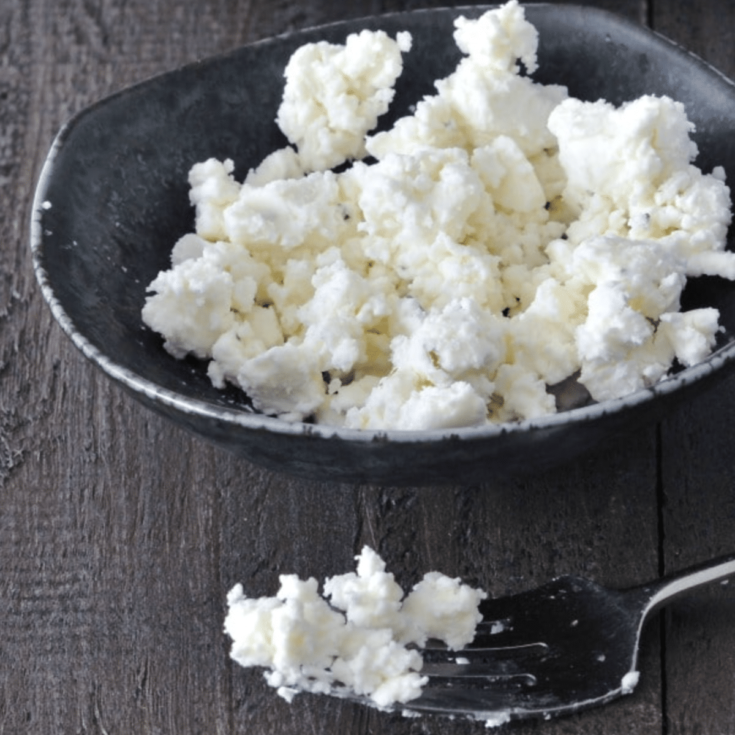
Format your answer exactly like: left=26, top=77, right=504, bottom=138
left=3, top=0, right=735, bottom=733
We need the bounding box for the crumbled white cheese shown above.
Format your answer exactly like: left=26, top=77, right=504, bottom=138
left=366, top=2, right=566, bottom=161
left=621, top=670, right=640, bottom=695
left=224, top=546, right=486, bottom=708
left=276, top=29, right=412, bottom=172
left=143, top=0, right=734, bottom=430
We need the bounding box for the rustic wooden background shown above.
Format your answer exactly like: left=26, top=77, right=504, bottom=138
left=2, top=0, right=735, bottom=733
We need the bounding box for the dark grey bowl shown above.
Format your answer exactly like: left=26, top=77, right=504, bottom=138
left=31, top=5, right=735, bottom=485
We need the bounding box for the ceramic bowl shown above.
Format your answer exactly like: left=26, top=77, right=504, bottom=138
left=31, top=5, right=735, bottom=485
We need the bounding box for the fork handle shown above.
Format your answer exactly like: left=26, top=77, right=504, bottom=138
left=634, top=551, right=735, bottom=616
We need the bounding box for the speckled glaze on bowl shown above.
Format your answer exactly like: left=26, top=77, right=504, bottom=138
left=30, top=5, right=735, bottom=485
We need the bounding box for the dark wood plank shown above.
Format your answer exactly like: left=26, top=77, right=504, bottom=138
left=382, top=0, right=644, bottom=22
left=653, top=0, right=735, bottom=733
left=659, top=381, right=735, bottom=735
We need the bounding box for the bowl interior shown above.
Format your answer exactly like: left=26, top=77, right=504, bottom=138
left=32, top=4, right=735, bottom=427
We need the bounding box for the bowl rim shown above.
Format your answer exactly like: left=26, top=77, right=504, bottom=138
left=29, top=3, right=735, bottom=446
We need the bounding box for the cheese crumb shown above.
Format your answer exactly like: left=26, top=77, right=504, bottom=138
left=276, top=29, right=412, bottom=172
left=621, top=670, right=641, bottom=695
left=224, top=546, right=486, bottom=707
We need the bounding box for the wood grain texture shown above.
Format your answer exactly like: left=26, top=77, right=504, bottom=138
left=653, top=1, right=735, bottom=733
left=2, top=0, right=734, bottom=733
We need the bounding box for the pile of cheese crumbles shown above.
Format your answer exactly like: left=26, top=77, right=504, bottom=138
left=224, top=546, right=486, bottom=708
left=143, top=0, right=735, bottom=431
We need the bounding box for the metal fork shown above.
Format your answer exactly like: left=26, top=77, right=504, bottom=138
left=399, top=552, right=735, bottom=725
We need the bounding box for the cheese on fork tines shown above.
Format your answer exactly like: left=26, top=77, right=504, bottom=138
left=223, top=546, right=487, bottom=707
